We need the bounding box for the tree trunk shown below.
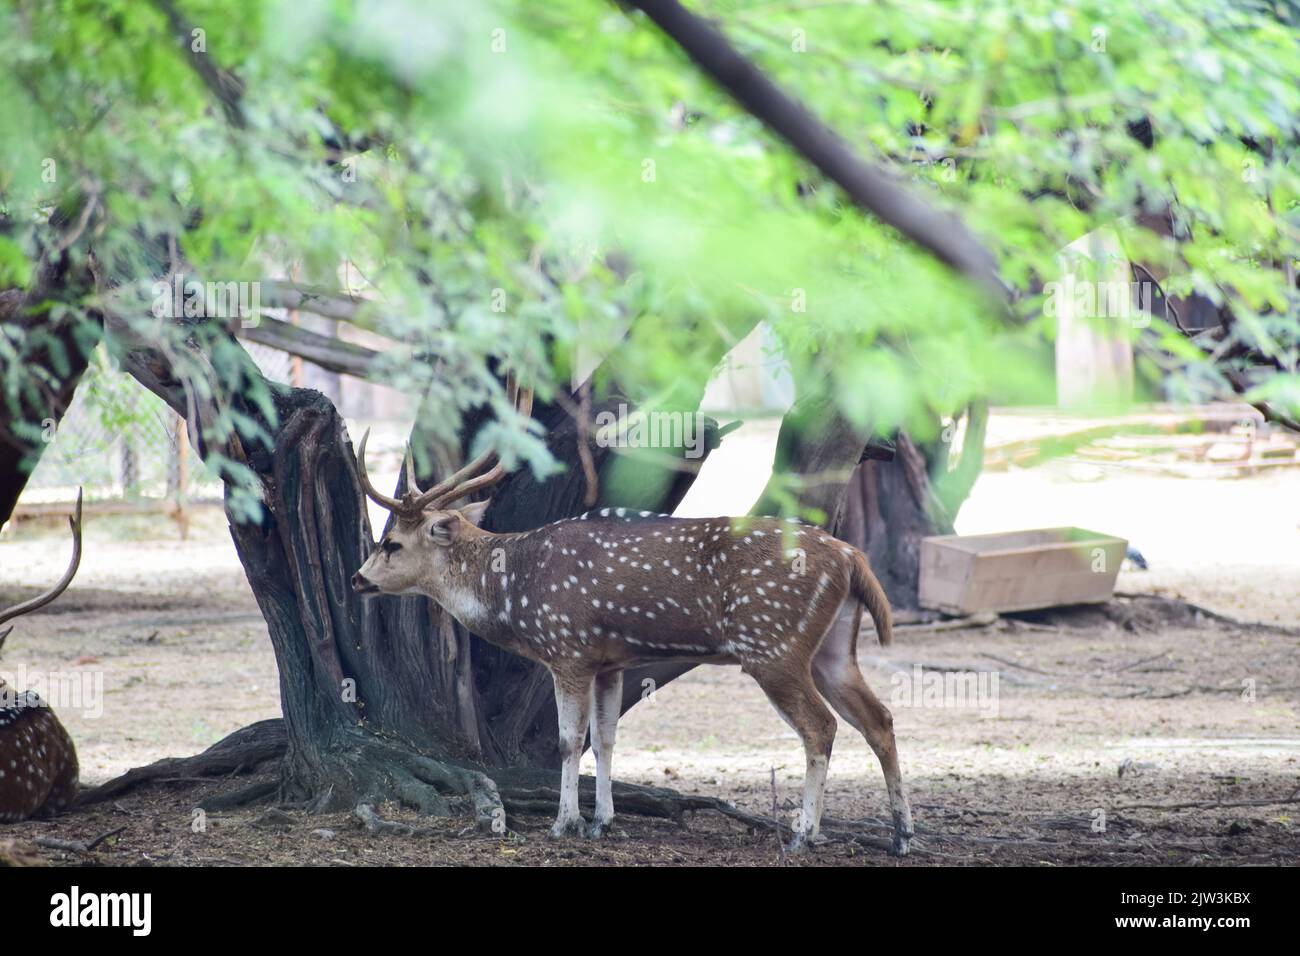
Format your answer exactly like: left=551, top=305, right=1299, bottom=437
left=224, top=388, right=491, bottom=812
left=751, top=391, right=986, bottom=610
left=836, top=436, right=947, bottom=610
left=838, top=405, right=987, bottom=609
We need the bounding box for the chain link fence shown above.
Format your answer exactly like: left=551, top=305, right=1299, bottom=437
left=15, top=343, right=306, bottom=531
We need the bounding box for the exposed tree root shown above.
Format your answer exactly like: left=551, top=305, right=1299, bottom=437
left=75, top=719, right=286, bottom=808
left=272, top=732, right=509, bottom=835
left=488, top=765, right=776, bottom=830
left=198, top=780, right=279, bottom=811
left=74, top=719, right=836, bottom=845
left=33, top=825, right=126, bottom=855
left=1015, top=592, right=1300, bottom=636
left=901, top=593, right=1299, bottom=639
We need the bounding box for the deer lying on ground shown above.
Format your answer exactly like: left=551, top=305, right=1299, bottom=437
left=0, top=492, right=81, bottom=823
left=350, top=392, right=913, bottom=853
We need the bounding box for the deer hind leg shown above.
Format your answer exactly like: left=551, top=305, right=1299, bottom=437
left=549, top=668, right=594, bottom=839
left=587, top=669, right=623, bottom=838
left=812, top=620, right=914, bottom=855
left=748, top=664, right=837, bottom=852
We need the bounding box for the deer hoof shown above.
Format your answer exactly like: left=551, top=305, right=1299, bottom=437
left=584, top=818, right=617, bottom=839
left=891, top=809, right=914, bottom=856
left=548, top=817, right=586, bottom=840
left=787, top=831, right=824, bottom=854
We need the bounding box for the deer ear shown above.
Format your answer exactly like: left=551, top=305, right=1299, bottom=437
left=427, top=513, right=457, bottom=546
left=456, top=500, right=490, bottom=527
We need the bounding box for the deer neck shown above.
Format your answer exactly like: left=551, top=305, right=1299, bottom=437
left=426, top=530, right=521, bottom=635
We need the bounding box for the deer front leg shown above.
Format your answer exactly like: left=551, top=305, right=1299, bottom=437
left=550, top=669, right=593, bottom=839
left=587, top=670, right=623, bottom=838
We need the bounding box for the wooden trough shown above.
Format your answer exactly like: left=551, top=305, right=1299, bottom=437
left=919, top=527, right=1128, bottom=615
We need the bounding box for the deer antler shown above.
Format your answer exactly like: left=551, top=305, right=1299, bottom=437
left=355, top=429, right=407, bottom=513
left=354, top=379, right=533, bottom=517
left=0, top=489, right=83, bottom=649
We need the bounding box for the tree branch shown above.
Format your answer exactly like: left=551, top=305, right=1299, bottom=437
left=627, top=0, right=1010, bottom=303
left=239, top=315, right=384, bottom=378
left=152, top=0, right=247, bottom=129
left=1225, top=369, right=1300, bottom=434
left=258, top=281, right=377, bottom=324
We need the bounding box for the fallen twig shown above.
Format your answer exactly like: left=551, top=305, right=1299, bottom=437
left=770, top=768, right=787, bottom=866
left=353, top=802, right=437, bottom=837
left=1110, top=651, right=1171, bottom=673
left=1113, top=796, right=1300, bottom=812
left=894, top=613, right=999, bottom=634
left=978, top=652, right=1058, bottom=676
left=34, top=825, right=126, bottom=854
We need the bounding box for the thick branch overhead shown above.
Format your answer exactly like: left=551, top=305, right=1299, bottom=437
left=628, top=0, right=1010, bottom=303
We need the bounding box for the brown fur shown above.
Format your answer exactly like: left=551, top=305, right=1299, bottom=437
left=0, top=500, right=82, bottom=822
left=354, top=505, right=914, bottom=852
left=0, top=695, right=79, bottom=822
left=357, top=509, right=888, bottom=670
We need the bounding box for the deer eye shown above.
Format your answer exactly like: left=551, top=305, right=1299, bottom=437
left=381, top=540, right=402, bottom=555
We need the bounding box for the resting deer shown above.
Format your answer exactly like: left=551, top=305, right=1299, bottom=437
left=351, top=390, right=913, bottom=853
left=0, top=492, right=81, bottom=822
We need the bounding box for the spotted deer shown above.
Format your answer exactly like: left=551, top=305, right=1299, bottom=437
left=351, top=393, right=913, bottom=853
left=0, top=491, right=81, bottom=822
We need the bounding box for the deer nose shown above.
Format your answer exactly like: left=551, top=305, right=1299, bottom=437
left=353, top=572, right=383, bottom=595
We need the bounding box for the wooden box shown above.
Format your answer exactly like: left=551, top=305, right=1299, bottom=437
left=918, top=527, right=1128, bottom=615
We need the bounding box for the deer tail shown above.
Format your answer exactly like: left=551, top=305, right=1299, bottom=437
left=848, top=549, right=893, bottom=646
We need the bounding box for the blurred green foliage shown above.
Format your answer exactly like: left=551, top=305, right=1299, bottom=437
left=1, top=0, right=1296, bottom=519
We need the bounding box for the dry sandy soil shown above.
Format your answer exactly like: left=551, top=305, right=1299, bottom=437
left=0, top=413, right=1297, bottom=866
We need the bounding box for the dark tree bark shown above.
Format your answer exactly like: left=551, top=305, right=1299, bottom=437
left=837, top=435, right=948, bottom=610
left=0, top=248, right=102, bottom=528
left=750, top=391, right=868, bottom=527
left=750, top=390, right=987, bottom=611
left=838, top=404, right=987, bottom=609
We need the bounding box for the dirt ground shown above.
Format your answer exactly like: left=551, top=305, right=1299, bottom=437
left=1, top=417, right=1297, bottom=866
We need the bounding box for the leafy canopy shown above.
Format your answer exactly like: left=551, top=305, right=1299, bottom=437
left=1, top=0, right=1296, bottom=517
